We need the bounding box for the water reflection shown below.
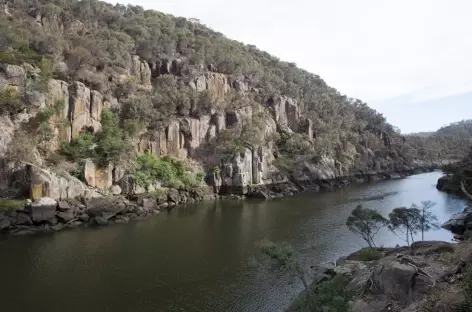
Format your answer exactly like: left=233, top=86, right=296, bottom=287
left=0, top=172, right=467, bottom=312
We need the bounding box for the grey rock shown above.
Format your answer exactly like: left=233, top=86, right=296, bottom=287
left=157, top=202, right=169, bottom=210
left=115, top=215, right=130, bottom=224
left=110, top=184, right=122, bottom=195
left=251, top=190, right=270, bottom=200
left=78, top=213, right=90, bottom=222
left=29, top=197, right=57, bottom=223
left=57, top=201, right=71, bottom=211
left=15, top=212, right=33, bottom=225
left=56, top=211, right=75, bottom=223
left=94, top=216, right=109, bottom=226
left=0, top=216, right=11, bottom=230
left=51, top=223, right=65, bottom=232
left=86, top=198, right=126, bottom=220
left=66, top=221, right=83, bottom=228
left=139, top=197, right=157, bottom=211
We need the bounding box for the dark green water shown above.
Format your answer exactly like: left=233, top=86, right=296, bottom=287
left=0, top=172, right=467, bottom=312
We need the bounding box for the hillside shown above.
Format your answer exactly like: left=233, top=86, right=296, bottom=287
left=0, top=0, right=458, bottom=200
left=405, top=120, right=472, bottom=162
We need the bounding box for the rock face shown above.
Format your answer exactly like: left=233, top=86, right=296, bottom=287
left=267, top=95, right=300, bottom=131
left=69, top=81, right=104, bottom=138
left=442, top=206, right=472, bottom=234
left=83, top=159, right=113, bottom=190
left=130, top=55, right=151, bottom=87
left=0, top=64, right=25, bottom=88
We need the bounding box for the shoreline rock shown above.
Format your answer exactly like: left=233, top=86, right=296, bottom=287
left=288, top=240, right=470, bottom=312
left=0, top=167, right=436, bottom=237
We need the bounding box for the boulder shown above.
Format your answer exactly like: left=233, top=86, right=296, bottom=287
left=139, top=197, right=157, bottom=211
left=110, top=185, right=122, bottom=195
left=94, top=216, right=109, bottom=226
left=28, top=197, right=57, bottom=223
left=371, top=260, right=433, bottom=305
left=0, top=216, right=10, bottom=230
left=250, top=190, right=270, bottom=200
left=410, top=241, right=455, bottom=255
left=25, top=163, right=87, bottom=200
left=56, top=211, right=75, bottom=223
left=86, top=198, right=126, bottom=220
left=57, top=201, right=71, bottom=211
left=15, top=212, right=33, bottom=225
left=442, top=207, right=472, bottom=234
left=78, top=213, right=90, bottom=222
left=334, top=261, right=367, bottom=277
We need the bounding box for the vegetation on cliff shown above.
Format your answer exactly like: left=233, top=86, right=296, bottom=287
left=0, top=0, right=469, bottom=200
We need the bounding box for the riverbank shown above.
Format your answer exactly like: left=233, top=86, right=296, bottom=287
left=0, top=166, right=437, bottom=237
left=288, top=240, right=472, bottom=312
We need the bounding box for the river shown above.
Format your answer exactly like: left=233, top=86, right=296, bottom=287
left=0, top=172, right=467, bottom=312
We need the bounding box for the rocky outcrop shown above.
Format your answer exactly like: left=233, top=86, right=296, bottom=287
left=442, top=206, right=472, bottom=234
left=290, top=240, right=470, bottom=312
left=83, top=159, right=113, bottom=190
left=130, top=55, right=152, bottom=87
left=7, top=163, right=87, bottom=200
left=0, top=64, right=25, bottom=89
left=69, top=81, right=104, bottom=138
left=267, top=95, right=300, bottom=132
left=188, top=72, right=230, bottom=99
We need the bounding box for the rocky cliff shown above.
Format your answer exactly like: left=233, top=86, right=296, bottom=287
left=0, top=0, right=443, bottom=200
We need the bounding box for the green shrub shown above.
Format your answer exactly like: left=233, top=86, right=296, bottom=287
left=60, top=133, right=96, bottom=161
left=134, top=153, right=201, bottom=188
left=94, top=109, right=126, bottom=165
left=358, top=248, right=383, bottom=261
left=300, top=275, right=353, bottom=312
left=0, top=199, right=26, bottom=212
left=0, top=87, right=23, bottom=115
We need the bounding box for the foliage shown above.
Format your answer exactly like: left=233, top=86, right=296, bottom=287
left=293, top=275, right=354, bottom=312
left=388, top=206, right=422, bottom=246
left=1, top=0, right=413, bottom=168
left=358, top=248, right=383, bottom=261
left=94, top=109, right=127, bottom=165
left=134, top=153, right=201, bottom=188
left=455, top=269, right=472, bottom=312
left=346, top=205, right=388, bottom=248
left=416, top=201, right=439, bottom=241
left=0, top=199, right=26, bottom=212
left=260, top=240, right=308, bottom=289
left=60, top=132, right=96, bottom=161
left=60, top=109, right=128, bottom=164
left=0, top=87, right=23, bottom=115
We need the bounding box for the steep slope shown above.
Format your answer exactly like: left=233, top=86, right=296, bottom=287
left=0, top=0, right=438, bottom=199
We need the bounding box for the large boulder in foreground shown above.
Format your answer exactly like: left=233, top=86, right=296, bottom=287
left=85, top=197, right=126, bottom=220
left=442, top=206, right=472, bottom=234
left=27, top=197, right=58, bottom=223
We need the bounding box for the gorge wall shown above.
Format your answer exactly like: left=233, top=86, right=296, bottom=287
left=0, top=0, right=443, bottom=200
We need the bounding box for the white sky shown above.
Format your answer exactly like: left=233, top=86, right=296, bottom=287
left=105, top=0, right=472, bottom=133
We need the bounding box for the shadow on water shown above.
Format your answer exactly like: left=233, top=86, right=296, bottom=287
left=0, top=172, right=467, bottom=312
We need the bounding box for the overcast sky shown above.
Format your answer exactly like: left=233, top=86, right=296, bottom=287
left=105, top=0, right=472, bottom=133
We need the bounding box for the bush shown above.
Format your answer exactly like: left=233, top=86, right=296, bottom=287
left=94, top=109, right=126, bottom=165
left=60, top=132, right=96, bottom=161
left=0, top=199, right=26, bottom=212
left=0, top=87, right=23, bottom=115
left=134, top=154, right=201, bottom=188
left=294, top=275, right=354, bottom=312
left=358, top=248, right=383, bottom=261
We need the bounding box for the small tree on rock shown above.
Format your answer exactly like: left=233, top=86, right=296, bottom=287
left=388, top=207, right=421, bottom=246
left=417, top=201, right=439, bottom=241
left=260, top=240, right=308, bottom=289
left=346, top=204, right=388, bottom=248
